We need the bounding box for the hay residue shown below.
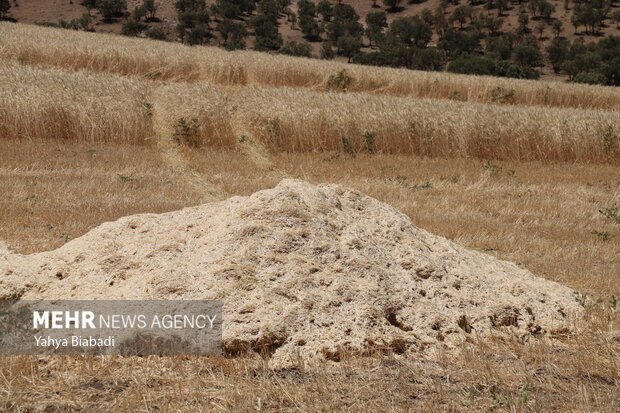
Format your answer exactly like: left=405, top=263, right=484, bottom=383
left=0, top=180, right=580, bottom=367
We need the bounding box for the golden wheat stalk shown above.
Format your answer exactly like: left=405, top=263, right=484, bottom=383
left=2, top=22, right=620, bottom=111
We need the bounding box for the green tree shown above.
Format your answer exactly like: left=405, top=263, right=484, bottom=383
left=538, top=0, right=555, bottom=20
left=366, top=11, right=387, bottom=47
left=132, top=4, right=147, bottom=21
left=299, top=14, right=321, bottom=40
left=146, top=26, right=167, bottom=40
left=77, top=13, right=94, bottom=30
left=177, top=9, right=210, bottom=42
left=517, top=11, right=529, bottom=34
left=317, top=0, right=332, bottom=21
left=143, top=0, right=157, bottom=20
left=451, top=6, right=472, bottom=29
left=0, top=0, right=10, bottom=18
left=326, top=4, right=363, bottom=44
left=297, top=0, right=315, bottom=17
left=82, top=0, right=98, bottom=15
left=96, top=0, right=128, bottom=21
left=279, top=40, right=312, bottom=57
left=438, top=28, right=481, bottom=58
left=390, top=17, right=415, bottom=44
left=175, top=0, right=206, bottom=12
left=484, top=15, right=503, bottom=35
left=337, top=34, right=362, bottom=62
left=122, top=20, right=147, bottom=36
left=216, top=19, right=247, bottom=47
left=383, top=0, right=403, bottom=12
left=251, top=14, right=283, bottom=51
left=551, top=19, right=562, bottom=37
left=612, top=10, right=620, bottom=29
left=573, top=70, right=606, bottom=85
left=535, top=20, right=545, bottom=39
left=187, top=24, right=213, bottom=45
left=513, top=42, right=543, bottom=67
left=546, top=37, right=569, bottom=72
left=320, top=41, right=336, bottom=59
left=215, top=0, right=254, bottom=19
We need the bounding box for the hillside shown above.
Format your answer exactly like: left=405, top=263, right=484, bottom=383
left=0, top=20, right=618, bottom=411
left=3, top=0, right=620, bottom=84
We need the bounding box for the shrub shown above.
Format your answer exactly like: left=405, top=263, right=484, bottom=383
left=448, top=56, right=539, bottom=79
left=96, top=0, right=128, bottom=21
left=279, top=41, right=312, bottom=57
left=326, top=69, right=354, bottom=92
left=573, top=71, right=606, bottom=85
left=121, top=20, right=147, bottom=37
left=146, top=26, right=167, bottom=40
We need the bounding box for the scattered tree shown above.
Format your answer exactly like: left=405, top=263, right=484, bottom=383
left=383, top=0, right=403, bottom=13
left=0, top=0, right=10, bottom=19
left=366, top=11, right=387, bottom=47
left=279, top=40, right=312, bottom=57
left=251, top=14, right=283, bottom=51
left=146, top=26, right=167, bottom=40
left=96, top=0, right=128, bottom=22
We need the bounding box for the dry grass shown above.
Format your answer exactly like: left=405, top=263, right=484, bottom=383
left=224, top=86, right=620, bottom=163
left=0, top=318, right=617, bottom=412
left=0, top=139, right=274, bottom=253
left=0, top=62, right=152, bottom=144
left=0, top=140, right=618, bottom=411
left=2, top=64, right=619, bottom=164
left=2, top=22, right=620, bottom=111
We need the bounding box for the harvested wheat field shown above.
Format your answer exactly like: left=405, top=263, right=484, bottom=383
left=0, top=22, right=619, bottom=412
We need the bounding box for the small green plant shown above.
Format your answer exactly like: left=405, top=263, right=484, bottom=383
left=326, top=69, right=353, bottom=92
left=143, top=102, right=153, bottom=117
left=599, top=207, right=620, bottom=224
left=609, top=295, right=617, bottom=311
left=173, top=117, right=201, bottom=147
left=341, top=137, right=356, bottom=156
left=117, top=174, right=133, bottom=183
left=490, top=87, right=515, bottom=104
left=573, top=291, right=588, bottom=307
left=363, top=131, right=376, bottom=154
left=385, top=176, right=433, bottom=190
left=238, top=135, right=250, bottom=143
left=483, top=161, right=503, bottom=176
left=521, top=382, right=531, bottom=403
left=440, top=175, right=460, bottom=183
left=59, top=233, right=70, bottom=243
left=268, top=118, right=281, bottom=141
left=489, top=386, right=509, bottom=408
left=323, top=152, right=341, bottom=162
left=602, top=125, right=618, bottom=155
left=591, top=230, right=614, bottom=241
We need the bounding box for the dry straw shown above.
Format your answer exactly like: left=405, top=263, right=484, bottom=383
left=158, top=84, right=620, bottom=163
left=2, top=22, right=620, bottom=110
left=1, top=48, right=618, bottom=164
left=0, top=62, right=152, bottom=144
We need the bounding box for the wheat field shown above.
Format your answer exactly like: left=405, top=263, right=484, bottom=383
left=2, top=22, right=620, bottom=110
left=0, top=22, right=619, bottom=412
left=2, top=61, right=619, bottom=163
